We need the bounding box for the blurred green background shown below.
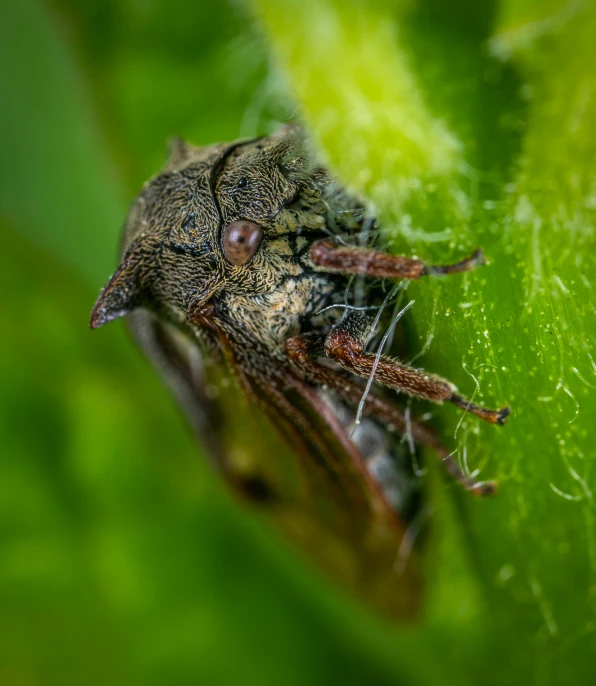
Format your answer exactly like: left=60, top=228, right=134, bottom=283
left=1, top=0, right=595, bottom=684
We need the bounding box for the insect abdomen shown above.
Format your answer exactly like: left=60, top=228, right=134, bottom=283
left=317, top=390, right=420, bottom=520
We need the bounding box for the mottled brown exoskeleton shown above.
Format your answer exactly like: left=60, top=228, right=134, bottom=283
left=91, top=125, right=509, bottom=620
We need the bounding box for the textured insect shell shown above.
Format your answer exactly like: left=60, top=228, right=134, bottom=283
left=91, top=127, right=424, bottom=622
left=92, top=127, right=313, bottom=332
left=90, top=139, right=228, bottom=328
left=125, top=140, right=228, bottom=315
left=209, top=128, right=316, bottom=298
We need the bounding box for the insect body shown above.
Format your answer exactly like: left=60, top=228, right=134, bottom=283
left=91, top=125, right=509, bottom=620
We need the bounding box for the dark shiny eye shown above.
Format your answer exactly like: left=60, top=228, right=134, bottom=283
left=237, top=177, right=248, bottom=188
left=222, top=220, right=263, bottom=266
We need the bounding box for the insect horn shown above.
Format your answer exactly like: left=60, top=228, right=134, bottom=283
left=90, top=242, right=144, bottom=329
left=165, top=135, right=191, bottom=168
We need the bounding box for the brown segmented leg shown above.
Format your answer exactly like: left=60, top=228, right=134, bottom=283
left=323, top=311, right=510, bottom=426
left=309, top=239, right=486, bottom=280
left=285, top=333, right=496, bottom=496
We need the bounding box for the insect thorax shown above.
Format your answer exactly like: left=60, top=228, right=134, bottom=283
left=217, top=268, right=337, bottom=357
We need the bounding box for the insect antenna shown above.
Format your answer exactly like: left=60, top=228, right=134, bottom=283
left=378, top=282, right=410, bottom=353
left=403, top=402, right=427, bottom=478
left=351, top=296, right=416, bottom=435
left=314, top=303, right=386, bottom=315
left=348, top=214, right=379, bottom=308
left=406, top=291, right=439, bottom=366
left=394, top=503, right=434, bottom=574
left=453, top=360, right=481, bottom=440
left=314, top=274, right=402, bottom=316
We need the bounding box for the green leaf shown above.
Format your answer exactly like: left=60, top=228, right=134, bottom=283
left=0, top=0, right=126, bottom=283
left=253, top=0, right=596, bottom=682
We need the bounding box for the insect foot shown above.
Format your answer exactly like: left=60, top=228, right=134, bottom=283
left=423, top=248, right=487, bottom=276
left=450, top=394, right=511, bottom=425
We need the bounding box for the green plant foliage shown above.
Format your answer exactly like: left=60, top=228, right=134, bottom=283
left=0, top=0, right=594, bottom=684
left=254, top=0, right=596, bottom=682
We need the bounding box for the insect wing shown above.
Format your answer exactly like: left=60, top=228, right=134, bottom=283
left=128, top=309, right=422, bottom=621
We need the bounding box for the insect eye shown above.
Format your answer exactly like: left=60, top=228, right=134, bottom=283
left=222, top=220, right=263, bottom=267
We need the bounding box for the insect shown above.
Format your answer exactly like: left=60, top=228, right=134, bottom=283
left=90, top=125, right=509, bottom=620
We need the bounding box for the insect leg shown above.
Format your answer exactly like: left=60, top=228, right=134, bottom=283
left=286, top=333, right=495, bottom=495
left=323, top=311, right=510, bottom=426
left=309, top=239, right=485, bottom=280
